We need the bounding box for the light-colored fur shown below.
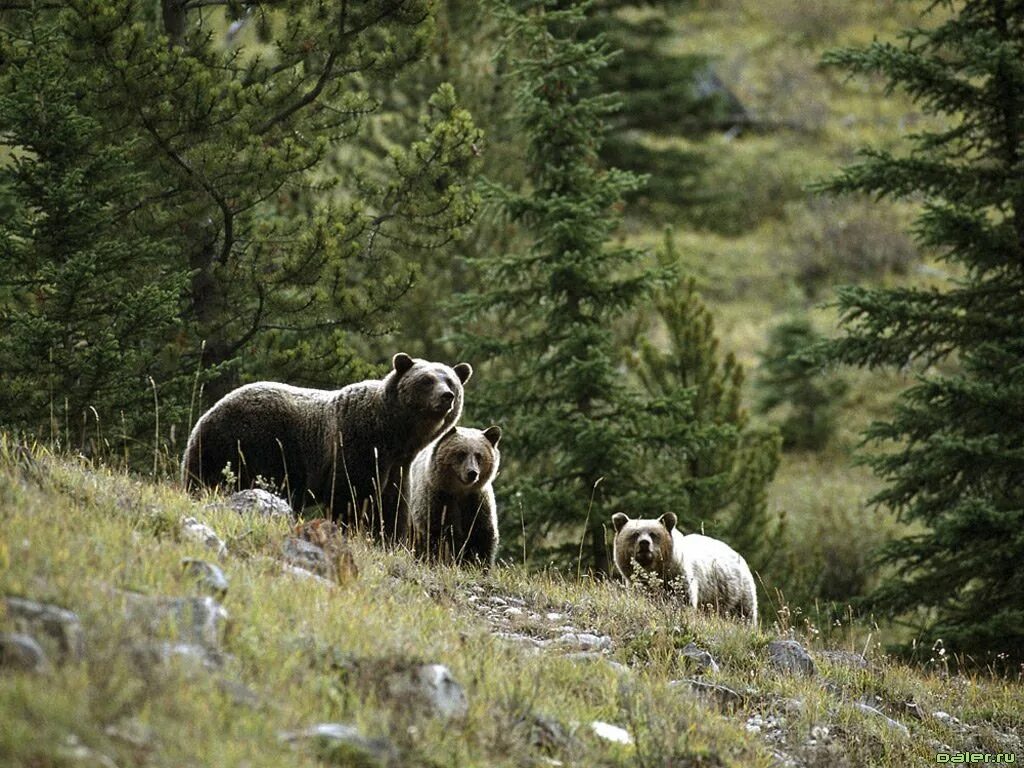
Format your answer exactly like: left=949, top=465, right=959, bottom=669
left=612, top=513, right=757, bottom=626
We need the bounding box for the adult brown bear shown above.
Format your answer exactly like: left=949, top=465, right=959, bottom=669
left=182, top=353, right=471, bottom=543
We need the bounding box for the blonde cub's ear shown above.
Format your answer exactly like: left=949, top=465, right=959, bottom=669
left=658, top=512, right=677, bottom=532
left=611, top=513, right=630, bottom=533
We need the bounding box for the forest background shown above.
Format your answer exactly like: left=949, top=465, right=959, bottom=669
left=1, top=0, right=1021, bottom=668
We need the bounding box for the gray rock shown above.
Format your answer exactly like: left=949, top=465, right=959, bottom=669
left=224, top=489, right=295, bottom=520
left=281, top=537, right=329, bottom=578
left=680, top=641, right=720, bottom=674
left=123, top=594, right=227, bottom=650
left=670, top=677, right=744, bottom=710
left=279, top=723, right=392, bottom=767
left=386, top=663, right=468, bottom=719
left=105, top=717, right=156, bottom=748
left=281, top=563, right=334, bottom=587
left=131, top=641, right=225, bottom=671
left=493, top=631, right=549, bottom=650
left=564, top=652, right=630, bottom=675
left=181, top=559, right=229, bottom=598
left=854, top=702, right=909, bottom=736
left=555, top=632, right=612, bottom=651
left=5, top=597, right=84, bottom=660
left=767, top=639, right=815, bottom=677
left=0, top=632, right=48, bottom=672
left=180, top=516, right=227, bottom=557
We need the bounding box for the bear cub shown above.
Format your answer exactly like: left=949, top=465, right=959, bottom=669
left=612, top=512, right=757, bottom=626
left=409, top=426, right=501, bottom=566
left=182, top=353, right=471, bottom=543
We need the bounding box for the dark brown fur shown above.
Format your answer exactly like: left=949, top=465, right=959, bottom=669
left=409, top=426, right=501, bottom=566
left=182, top=354, right=471, bottom=543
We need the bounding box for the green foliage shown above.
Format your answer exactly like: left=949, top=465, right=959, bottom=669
left=629, top=233, right=782, bottom=571
left=0, top=15, right=191, bottom=455
left=588, top=3, right=744, bottom=213
left=0, top=1, right=481, bottom=458
left=456, top=0, right=677, bottom=572
left=820, top=0, right=1024, bottom=665
left=756, top=317, right=847, bottom=452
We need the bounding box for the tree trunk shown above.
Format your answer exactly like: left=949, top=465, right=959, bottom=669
left=161, top=0, right=187, bottom=45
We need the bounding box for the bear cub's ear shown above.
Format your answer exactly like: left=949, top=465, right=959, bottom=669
left=393, top=352, right=415, bottom=376
left=453, top=362, right=473, bottom=384
left=658, top=512, right=677, bottom=532
left=611, top=512, right=630, bottom=533
left=483, top=425, right=502, bottom=447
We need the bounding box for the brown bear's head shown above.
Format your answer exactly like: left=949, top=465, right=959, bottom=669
left=432, top=426, right=501, bottom=493
left=386, top=353, right=473, bottom=446
left=611, top=512, right=677, bottom=581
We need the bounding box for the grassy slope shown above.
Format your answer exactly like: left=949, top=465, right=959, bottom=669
left=2, top=445, right=1021, bottom=767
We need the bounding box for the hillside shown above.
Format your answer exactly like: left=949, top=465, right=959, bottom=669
left=2, top=444, right=1021, bottom=767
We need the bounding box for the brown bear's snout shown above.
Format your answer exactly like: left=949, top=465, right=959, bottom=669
left=461, top=455, right=481, bottom=486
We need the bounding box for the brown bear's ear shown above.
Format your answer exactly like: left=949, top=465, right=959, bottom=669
left=483, top=425, right=502, bottom=446
left=393, top=353, right=415, bottom=376
left=658, top=512, right=677, bottom=532
left=453, top=362, right=473, bottom=384
left=611, top=513, right=630, bottom=533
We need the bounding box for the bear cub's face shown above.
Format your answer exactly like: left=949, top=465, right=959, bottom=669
left=388, top=352, right=472, bottom=427
left=611, top=512, right=677, bottom=580
left=434, top=426, right=501, bottom=493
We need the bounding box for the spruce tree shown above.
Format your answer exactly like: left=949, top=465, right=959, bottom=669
left=757, top=317, right=847, bottom=452
left=457, top=1, right=756, bottom=573
left=630, top=233, right=781, bottom=570
left=0, top=13, right=189, bottom=454
left=820, top=0, right=1024, bottom=663
left=0, top=2, right=481, bottom=457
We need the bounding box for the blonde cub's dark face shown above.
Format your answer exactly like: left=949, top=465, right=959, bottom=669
left=611, top=512, right=677, bottom=580
left=434, top=427, right=501, bottom=493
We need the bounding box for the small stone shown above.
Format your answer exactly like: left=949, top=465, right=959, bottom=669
left=181, top=559, right=229, bottom=598
left=854, top=702, right=909, bottom=736
left=767, top=639, right=815, bottom=677
left=671, top=678, right=744, bottom=710
left=545, top=612, right=563, bottom=621
left=680, top=642, right=720, bottom=674
left=281, top=537, right=330, bottom=578
left=4, top=597, right=84, bottom=661
left=489, top=597, right=507, bottom=607
left=555, top=632, right=611, bottom=651
left=105, top=717, right=155, bottom=748
left=279, top=723, right=392, bottom=767
left=503, top=606, right=524, bottom=617
left=224, top=489, right=294, bottom=520
left=180, top=516, right=227, bottom=557
left=123, top=594, right=227, bottom=650
left=590, top=721, right=633, bottom=745
left=281, top=563, right=334, bottom=587
left=132, top=641, right=224, bottom=671
left=385, top=664, right=468, bottom=720
left=0, top=632, right=48, bottom=672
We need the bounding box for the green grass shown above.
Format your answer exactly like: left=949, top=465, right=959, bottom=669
left=2, top=442, right=1021, bottom=767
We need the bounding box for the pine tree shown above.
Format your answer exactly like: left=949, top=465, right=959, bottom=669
left=0, top=1, right=481, bottom=456
left=0, top=14, right=189, bottom=455
left=456, top=1, right=758, bottom=573
left=820, top=0, right=1024, bottom=663
left=630, top=233, right=781, bottom=570
left=757, top=317, right=847, bottom=452
left=588, top=2, right=746, bottom=212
